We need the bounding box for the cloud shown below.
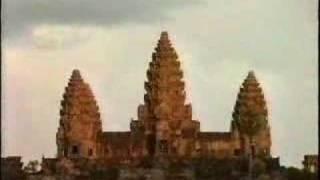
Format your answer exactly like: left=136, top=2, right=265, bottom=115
left=1, top=27, right=159, bottom=161
left=2, top=0, right=203, bottom=39
left=31, top=25, right=94, bottom=49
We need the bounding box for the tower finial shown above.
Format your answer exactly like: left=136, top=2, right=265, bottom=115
left=160, top=31, right=169, bottom=40
left=70, top=69, right=83, bottom=81
left=72, top=69, right=81, bottom=76
left=246, top=70, right=257, bottom=81
left=248, top=70, right=255, bottom=77
left=155, top=31, right=176, bottom=58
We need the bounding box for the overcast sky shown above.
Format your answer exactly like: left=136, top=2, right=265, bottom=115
left=1, top=0, right=318, bottom=167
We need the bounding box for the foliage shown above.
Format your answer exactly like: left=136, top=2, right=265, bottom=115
left=193, top=157, right=236, bottom=179
left=90, top=167, right=119, bottom=180
left=23, top=160, right=40, bottom=174
left=191, top=157, right=283, bottom=180
left=285, top=167, right=318, bottom=180
left=139, top=157, right=154, bottom=168
left=167, top=161, right=184, bottom=174
left=256, top=174, right=272, bottom=180
left=236, top=113, right=267, bottom=139
left=252, top=159, right=267, bottom=177
left=235, top=112, right=268, bottom=180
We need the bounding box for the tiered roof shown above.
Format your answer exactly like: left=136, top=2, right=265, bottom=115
left=232, top=71, right=268, bottom=128
left=60, top=69, right=101, bottom=125
left=57, top=69, right=102, bottom=149
left=142, top=31, right=190, bottom=121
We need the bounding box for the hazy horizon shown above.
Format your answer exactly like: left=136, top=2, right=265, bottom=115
left=1, top=0, right=318, bottom=167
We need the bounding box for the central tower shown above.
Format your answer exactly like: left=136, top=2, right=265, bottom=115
left=132, top=32, right=200, bottom=159
left=143, top=32, right=192, bottom=123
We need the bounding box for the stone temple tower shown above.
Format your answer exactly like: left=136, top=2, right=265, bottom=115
left=231, top=71, right=271, bottom=157
left=132, top=32, right=200, bottom=159
left=56, top=69, right=102, bottom=159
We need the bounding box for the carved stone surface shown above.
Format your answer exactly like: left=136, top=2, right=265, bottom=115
left=134, top=32, right=200, bottom=158
left=56, top=69, right=102, bottom=159
left=231, top=71, right=271, bottom=157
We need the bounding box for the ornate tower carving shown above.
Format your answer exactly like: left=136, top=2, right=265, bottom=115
left=142, top=32, right=191, bottom=122
left=133, top=32, right=199, bottom=158
left=56, top=69, right=102, bottom=159
left=231, top=71, right=271, bottom=157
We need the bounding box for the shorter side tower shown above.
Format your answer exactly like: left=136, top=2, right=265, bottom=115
left=56, top=70, right=102, bottom=159
left=231, top=71, right=271, bottom=157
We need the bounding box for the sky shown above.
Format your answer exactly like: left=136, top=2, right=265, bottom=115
left=1, top=0, right=318, bottom=167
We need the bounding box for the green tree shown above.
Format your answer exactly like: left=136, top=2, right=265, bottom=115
left=235, top=111, right=267, bottom=180
left=23, top=160, right=40, bottom=174
left=286, top=167, right=318, bottom=180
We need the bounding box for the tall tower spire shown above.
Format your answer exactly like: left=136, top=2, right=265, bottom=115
left=231, top=71, right=271, bottom=156
left=141, top=31, right=191, bottom=123
left=134, top=32, right=196, bottom=158
left=56, top=69, right=102, bottom=159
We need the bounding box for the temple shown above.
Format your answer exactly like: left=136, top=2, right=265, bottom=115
left=45, top=32, right=272, bottom=171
